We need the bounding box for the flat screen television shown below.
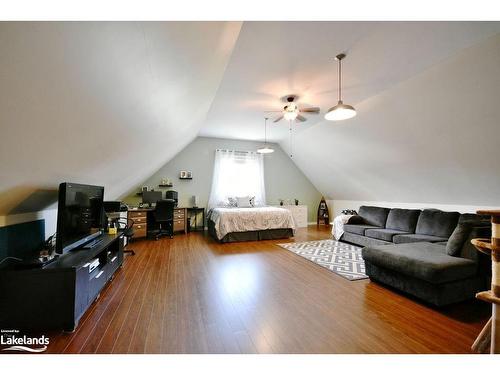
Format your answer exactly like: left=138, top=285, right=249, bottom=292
left=56, top=182, right=105, bottom=254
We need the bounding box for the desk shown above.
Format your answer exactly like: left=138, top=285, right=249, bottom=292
left=127, top=207, right=187, bottom=239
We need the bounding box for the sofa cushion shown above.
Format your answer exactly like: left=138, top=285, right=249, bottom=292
left=365, top=228, right=410, bottom=242
left=358, top=206, right=390, bottom=228
left=341, top=231, right=390, bottom=247
left=415, top=209, right=460, bottom=238
left=344, top=224, right=381, bottom=236
left=385, top=208, right=421, bottom=232
left=361, top=242, right=478, bottom=284
left=393, top=233, right=449, bottom=244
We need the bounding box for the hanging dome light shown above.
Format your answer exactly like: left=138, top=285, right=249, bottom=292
left=325, top=53, right=357, bottom=121
left=257, top=146, right=275, bottom=154
left=257, top=117, right=274, bottom=154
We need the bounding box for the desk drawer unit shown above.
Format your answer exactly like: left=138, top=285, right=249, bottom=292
left=173, top=208, right=186, bottom=233
left=128, top=210, right=148, bottom=239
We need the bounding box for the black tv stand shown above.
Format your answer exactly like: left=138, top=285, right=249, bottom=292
left=0, top=233, right=124, bottom=332
left=82, top=237, right=104, bottom=249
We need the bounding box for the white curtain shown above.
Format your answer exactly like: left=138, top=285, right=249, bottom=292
left=208, top=149, right=266, bottom=209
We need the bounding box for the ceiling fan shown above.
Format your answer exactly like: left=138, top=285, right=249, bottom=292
left=268, top=95, right=320, bottom=123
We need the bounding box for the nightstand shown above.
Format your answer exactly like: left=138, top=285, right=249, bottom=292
left=281, top=205, right=308, bottom=228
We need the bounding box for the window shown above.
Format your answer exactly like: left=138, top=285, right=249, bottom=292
left=208, top=149, right=266, bottom=208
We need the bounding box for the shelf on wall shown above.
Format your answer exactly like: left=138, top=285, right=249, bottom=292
left=179, top=177, right=193, bottom=180
left=159, top=184, right=173, bottom=188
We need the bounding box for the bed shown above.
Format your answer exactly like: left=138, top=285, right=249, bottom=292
left=207, top=206, right=295, bottom=243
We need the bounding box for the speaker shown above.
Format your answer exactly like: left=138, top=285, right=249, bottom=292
left=165, top=190, right=178, bottom=207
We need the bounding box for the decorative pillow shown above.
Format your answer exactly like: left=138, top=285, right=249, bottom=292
left=236, top=196, right=252, bottom=208
left=446, top=222, right=490, bottom=257
left=446, top=223, right=473, bottom=257
left=227, top=197, right=237, bottom=207
left=341, top=209, right=358, bottom=215
left=249, top=196, right=255, bottom=207
left=347, top=215, right=365, bottom=224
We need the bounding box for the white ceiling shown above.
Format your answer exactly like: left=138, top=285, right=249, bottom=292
left=1, top=21, right=500, bottom=216
left=285, top=32, right=500, bottom=206
left=199, top=21, right=500, bottom=142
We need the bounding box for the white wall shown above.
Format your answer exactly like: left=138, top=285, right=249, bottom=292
left=124, top=136, right=323, bottom=222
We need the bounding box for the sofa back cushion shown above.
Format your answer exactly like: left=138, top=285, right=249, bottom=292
left=415, top=209, right=460, bottom=238
left=386, top=208, right=421, bottom=232
left=358, top=206, right=390, bottom=228
left=458, top=213, right=490, bottom=225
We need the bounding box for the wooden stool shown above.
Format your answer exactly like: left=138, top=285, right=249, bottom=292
left=471, top=210, right=500, bottom=354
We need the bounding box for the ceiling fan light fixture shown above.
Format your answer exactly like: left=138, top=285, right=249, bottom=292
left=283, top=110, right=298, bottom=121
left=325, top=53, right=356, bottom=122
left=324, top=100, right=357, bottom=121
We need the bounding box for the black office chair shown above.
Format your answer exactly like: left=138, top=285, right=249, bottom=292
left=118, top=217, right=136, bottom=256
left=153, top=199, right=175, bottom=240
left=104, top=201, right=136, bottom=256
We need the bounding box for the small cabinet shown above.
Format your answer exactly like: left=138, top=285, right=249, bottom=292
left=281, top=205, right=308, bottom=228
left=173, top=208, right=187, bottom=233
left=128, top=210, right=148, bottom=239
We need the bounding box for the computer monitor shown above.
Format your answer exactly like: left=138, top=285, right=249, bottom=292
left=142, top=191, right=163, bottom=205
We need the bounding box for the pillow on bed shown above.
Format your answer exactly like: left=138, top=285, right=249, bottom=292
left=227, top=197, right=237, bottom=207
left=236, top=196, right=252, bottom=208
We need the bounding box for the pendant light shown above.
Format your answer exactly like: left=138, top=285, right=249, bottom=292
left=325, top=53, right=356, bottom=121
left=257, top=117, right=274, bottom=154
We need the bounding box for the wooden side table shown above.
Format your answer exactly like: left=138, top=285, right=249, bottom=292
left=187, top=207, right=205, bottom=232
left=471, top=210, right=500, bottom=354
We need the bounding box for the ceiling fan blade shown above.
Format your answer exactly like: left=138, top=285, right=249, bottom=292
left=299, top=107, right=320, bottom=113
left=296, top=114, right=307, bottom=122
left=273, top=115, right=284, bottom=123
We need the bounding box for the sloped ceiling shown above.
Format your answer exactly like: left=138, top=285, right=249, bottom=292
left=285, top=32, right=500, bottom=206
left=200, top=22, right=500, bottom=141
left=0, top=21, right=241, bottom=215
left=198, top=21, right=500, bottom=207
left=2, top=21, right=500, bottom=216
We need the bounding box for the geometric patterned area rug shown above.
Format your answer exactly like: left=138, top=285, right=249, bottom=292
left=278, top=239, right=368, bottom=281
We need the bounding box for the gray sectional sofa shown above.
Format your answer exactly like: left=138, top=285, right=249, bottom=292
left=340, top=206, right=491, bottom=306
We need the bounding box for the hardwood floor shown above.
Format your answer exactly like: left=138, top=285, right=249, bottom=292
left=45, top=226, right=489, bottom=354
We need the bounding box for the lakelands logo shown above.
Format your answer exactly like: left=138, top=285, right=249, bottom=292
left=1, top=329, right=49, bottom=353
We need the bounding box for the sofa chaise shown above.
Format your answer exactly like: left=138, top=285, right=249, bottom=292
left=340, top=206, right=490, bottom=306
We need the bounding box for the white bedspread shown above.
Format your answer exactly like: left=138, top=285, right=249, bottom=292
left=332, top=214, right=354, bottom=240
left=208, top=206, right=295, bottom=240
